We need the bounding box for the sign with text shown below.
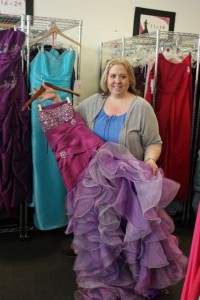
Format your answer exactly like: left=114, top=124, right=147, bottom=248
left=0, top=0, right=33, bottom=15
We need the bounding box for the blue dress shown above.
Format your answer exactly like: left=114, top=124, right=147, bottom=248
left=29, top=48, right=76, bottom=230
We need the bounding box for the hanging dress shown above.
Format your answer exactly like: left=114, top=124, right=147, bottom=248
left=145, top=53, right=193, bottom=203
left=38, top=101, right=188, bottom=299
left=0, top=28, right=32, bottom=216
left=29, top=48, right=75, bottom=230
left=181, top=204, right=200, bottom=300
left=192, top=149, right=200, bottom=214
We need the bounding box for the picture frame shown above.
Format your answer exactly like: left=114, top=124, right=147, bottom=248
left=133, top=7, right=176, bottom=36
left=0, top=0, right=33, bottom=16
left=26, top=0, right=34, bottom=15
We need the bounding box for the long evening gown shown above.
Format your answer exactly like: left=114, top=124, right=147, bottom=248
left=38, top=101, right=188, bottom=299
left=181, top=204, right=200, bottom=300
left=0, top=28, right=32, bottom=216
left=29, top=48, right=75, bottom=229
left=145, top=53, right=193, bottom=203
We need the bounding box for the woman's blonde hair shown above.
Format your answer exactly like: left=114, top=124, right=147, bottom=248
left=100, top=58, right=138, bottom=95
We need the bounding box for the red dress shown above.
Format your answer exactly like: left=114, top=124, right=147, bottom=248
left=145, top=53, right=193, bottom=202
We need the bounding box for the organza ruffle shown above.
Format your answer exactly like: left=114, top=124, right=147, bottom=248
left=65, top=142, right=188, bottom=299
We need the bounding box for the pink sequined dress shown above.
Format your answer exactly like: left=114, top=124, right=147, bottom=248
left=39, top=101, right=188, bottom=300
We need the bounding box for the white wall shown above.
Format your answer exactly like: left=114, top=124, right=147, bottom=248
left=33, top=0, right=200, bottom=99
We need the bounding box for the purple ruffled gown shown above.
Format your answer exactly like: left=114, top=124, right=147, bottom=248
left=39, top=101, right=188, bottom=299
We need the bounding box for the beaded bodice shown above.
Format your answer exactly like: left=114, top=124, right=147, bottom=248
left=38, top=101, right=104, bottom=191
left=39, top=102, right=76, bottom=132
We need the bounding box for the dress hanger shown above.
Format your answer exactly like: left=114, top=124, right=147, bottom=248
left=0, top=23, right=16, bottom=29
left=21, top=82, right=80, bottom=111
left=30, top=25, right=81, bottom=47
left=163, top=49, right=182, bottom=64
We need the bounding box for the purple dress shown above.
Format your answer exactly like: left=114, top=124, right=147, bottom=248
left=0, top=29, right=32, bottom=215
left=39, top=101, right=188, bottom=300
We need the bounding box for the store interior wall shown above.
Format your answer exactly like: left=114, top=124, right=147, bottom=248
left=33, top=0, right=200, bottom=100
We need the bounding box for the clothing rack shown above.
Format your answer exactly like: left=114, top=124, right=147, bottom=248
left=0, top=14, right=83, bottom=239
left=99, top=34, right=159, bottom=107
left=26, top=15, right=82, bottom=90
left=99, top=30, right=200, bottom=224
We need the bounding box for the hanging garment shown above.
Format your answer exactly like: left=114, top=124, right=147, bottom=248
left=145, top=53, right=193, bottom=202
left=192, top=149, right=200, bottom=214
left=38, top=101, right=188, bottom=299
left=29, top=48, right=76, bottom=230
left=30, top=45, right=76, bottom=91
left=134, top=65, right=147, bottom=97
left=0, top=28, right=32, bottom=216
left=181, top=204, right=200, bottom=300
left=192, top=63, right=200, bottom=153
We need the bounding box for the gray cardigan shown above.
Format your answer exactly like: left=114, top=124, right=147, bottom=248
left=76, top=93, right=162, bottom=160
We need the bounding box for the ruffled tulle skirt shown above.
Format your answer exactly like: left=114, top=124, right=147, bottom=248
left=65, top=142, right=188, bottom=299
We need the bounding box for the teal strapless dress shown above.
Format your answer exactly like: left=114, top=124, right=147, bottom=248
left=29, top=48, right=76, bottom=230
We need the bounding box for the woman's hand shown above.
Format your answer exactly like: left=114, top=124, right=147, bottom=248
left=33, top=83, right=62, bottom=104
left=145, top=158, right=158, bottom=175
left=144, top=144, right=161, bottom=175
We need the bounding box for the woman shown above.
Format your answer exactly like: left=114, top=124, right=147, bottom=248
left=35, top=59, right=187, bottom=299
left=79, top=59, right=162, bottom=172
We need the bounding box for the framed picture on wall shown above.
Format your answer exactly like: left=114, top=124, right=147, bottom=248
left=0, top=0, right=33, bottom=16
left=133, top=7, right=176, bottom=36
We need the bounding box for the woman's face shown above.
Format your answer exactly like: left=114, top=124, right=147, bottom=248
left=107, top=64, right=130, bottom=97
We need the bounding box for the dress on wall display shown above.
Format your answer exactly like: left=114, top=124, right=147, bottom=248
left=29, top=48, right=76, bottom=230
left=38, top=100, right=188, bottom=299
left=0, top=28, right=32, bottom=216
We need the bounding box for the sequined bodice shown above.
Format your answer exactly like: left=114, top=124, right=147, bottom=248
left=38, top=101, right=104, bottom=191
left=39, top=103, right=76, bottom=132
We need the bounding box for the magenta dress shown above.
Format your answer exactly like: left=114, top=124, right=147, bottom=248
left=39, top=101, right=188, bottom=300
left=181, top=204, right=200, bottom=300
